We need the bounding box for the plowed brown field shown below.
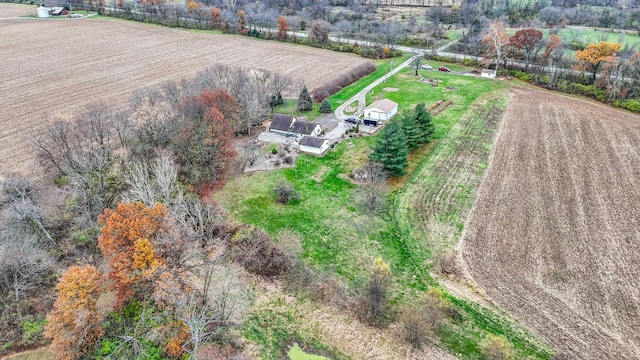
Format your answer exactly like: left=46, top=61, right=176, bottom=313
left=0, top=3, right=33, bottom=18
left=0, top=9, right=367, bottom=176
left=462, top=88, right=640, bottom=359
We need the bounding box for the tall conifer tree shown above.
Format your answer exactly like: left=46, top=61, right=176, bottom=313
left=370, top=121, right=408, bottom=176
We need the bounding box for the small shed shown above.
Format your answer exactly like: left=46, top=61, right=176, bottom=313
left=290, top=121, right=322, bottom=137
left=269, top=114, right=296, bottom=135
left=481, top=69, right=497, bottom=78
left=364, top=99, right=398, bottom=121
left=37, top=6, right=50, bottom=17
left=299, top=136, right=330, bottom=155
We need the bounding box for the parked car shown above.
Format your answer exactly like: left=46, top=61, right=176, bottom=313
left=420, top=64, right=433, bottom=70
left=345, top=117, right=361, bottom=124
left=438, top=66, right=451, bottom=72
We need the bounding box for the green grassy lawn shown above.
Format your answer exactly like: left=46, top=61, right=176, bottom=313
left=216, top=61, right=552, bottom=358
left=272, top=99, right=326, bottom=121
left=271, top=55, right=410, bottom=121
left=506, top=26, right=640, bottom=49
left=288, top=345, right=330, bottom=360
left=245, top=300, right=348, bottom=360
left=330, top=55, right=412, bottom=107
left=215, top=138, right=388, bottom=282
left=555, top=26, right=640, bottom=47
left=367, top=67, right=507, bottom=140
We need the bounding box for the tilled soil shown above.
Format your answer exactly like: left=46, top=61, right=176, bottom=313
left=0, top=11, right=367, bottom=176
left=462, top=88, right=640, bottom=359
left=0, top=3, right=33, bottom=18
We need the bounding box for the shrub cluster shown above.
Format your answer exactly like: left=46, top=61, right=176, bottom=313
left=229, top=226, right=296, bottom=276
left=557, top=81, right=608, bottom=101
left=312, top=62, right=376, bottom=102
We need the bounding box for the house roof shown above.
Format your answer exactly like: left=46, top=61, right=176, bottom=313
left=270, top=114, right=295, bottom=131
left=291, top=120, right=320, bottom=135
left=299, top=136, right=327, bottom=148
left=481, top=69, right=497, bottom=75
left=365, top=99, right=398, bottom=113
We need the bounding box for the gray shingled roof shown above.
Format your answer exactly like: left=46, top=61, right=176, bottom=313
left=299, top=136, right=327, bottom=148
left=290, top=120, right=320, bottom=135
left=270, top=114, right=295, bottom=131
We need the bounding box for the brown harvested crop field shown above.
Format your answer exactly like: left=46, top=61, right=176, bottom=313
left=0, top=6, right=368, bottom=177
left=462, top=88, right=640, bottom=359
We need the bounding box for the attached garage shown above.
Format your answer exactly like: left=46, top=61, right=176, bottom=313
left=299, top=136, right=330, bottom=155
left=364, top=99, right=398, bottom=121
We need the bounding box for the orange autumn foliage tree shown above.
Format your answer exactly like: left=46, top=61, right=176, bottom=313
left=277, top=15, right=289, bottom=40
left=44, top=265, right=104, bottom=360
left=210, top=7, right=222, bottom=29
left=164, top=321, right=191, bottom=358
left=98, top=202, right=167, bottom=306
left=575, top=41, right=622, bottom=84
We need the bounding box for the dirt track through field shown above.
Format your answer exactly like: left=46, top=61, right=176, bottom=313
left=462, top=88, right=640, bottom=359
left=0, top=9, right=367, bottom=177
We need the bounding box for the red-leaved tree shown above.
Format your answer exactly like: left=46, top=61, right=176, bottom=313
left=508, top=28, right=544, bottom=71
left=174, top=89, right=237, bottom=190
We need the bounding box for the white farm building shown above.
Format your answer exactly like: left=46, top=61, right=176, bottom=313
left=299, top=136, right=330, bottom=155
left=481, top=69, right=497, bottom=78
left=364, top=99, right=398, bottom=121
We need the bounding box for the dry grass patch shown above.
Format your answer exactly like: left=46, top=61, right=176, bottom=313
left=2, top=348, right=53, bottom=360
left=311, top=166, right=331, bottom=182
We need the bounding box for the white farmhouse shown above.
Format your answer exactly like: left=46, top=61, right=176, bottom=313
left=364, top=99, right=398, bottom=121
left=290, top=121, right=322, bottom=137
left=269, top=114, right=322, bottom=137
left=299, top=136, right=330, bottom=155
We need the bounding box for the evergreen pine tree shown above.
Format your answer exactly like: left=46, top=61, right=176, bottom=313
left=297, top=85, right=313, bottom=112
left=415, top=102, right=435, bottom=143
left=269, top=91, right=284, bottom=110
left=400, top=111, right=421, bottom=150
left=369, top=120, right=408, bottom=176
left=319, top=98, right=333, bottom=113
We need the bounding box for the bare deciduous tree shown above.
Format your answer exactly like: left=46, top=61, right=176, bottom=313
left=179, top=295, right=219, bottom=359
left=201, top=264, right=249, bottom=328
left=482, top=22, right=510, bottom=72
left=0, top=235, right=54, bottom=321
left=0, top=176, right=55, bottom=246
left=33, top=104, right=125, bottom=223
left=353, top=161, right=388, bottom=214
